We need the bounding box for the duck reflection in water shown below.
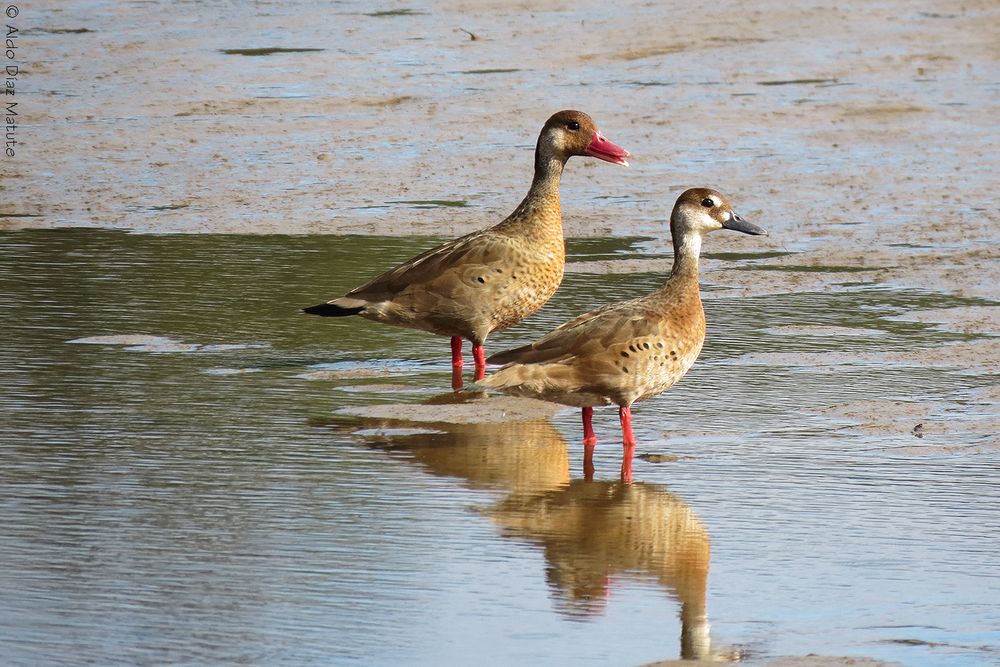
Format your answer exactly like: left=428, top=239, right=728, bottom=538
left=335, top=399, right=727, bottom=661
left=490, top=480, right=714, bottom=661
left=343, top=408, right=569, bottom=497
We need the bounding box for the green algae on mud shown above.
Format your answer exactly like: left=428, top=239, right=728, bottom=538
left=365, top=8, right=426, bottom=16
left=460, top=68, right=522, bottom=74
left=702, top=250, right=795, bottom=261
left=218, top=47, right=325, bottom=56
left=735, top=263, right=887, bottom=273
left=389, top=199, right=470, bottom=208
left=624, top=80, right=676, bottom=87
left=565, top=236, right=663, bottom=263
left=33, top=27, right=94, bottom=34
left=756, top=78, right=839, bottom=86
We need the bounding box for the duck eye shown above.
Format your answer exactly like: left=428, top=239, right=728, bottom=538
left=701, top=198, right=714, bottom=208
left=567, top=121, right=580, bottom=131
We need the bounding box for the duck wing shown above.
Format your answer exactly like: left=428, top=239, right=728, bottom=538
left=344, top=228, right=495, bottom=303
left=488, top=297, right=653, bottom=366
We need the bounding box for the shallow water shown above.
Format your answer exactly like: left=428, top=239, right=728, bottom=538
left=1, top=230, right=997, bottom=666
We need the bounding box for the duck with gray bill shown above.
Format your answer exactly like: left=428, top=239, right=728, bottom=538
left=478, top=188, right=766, bottom=482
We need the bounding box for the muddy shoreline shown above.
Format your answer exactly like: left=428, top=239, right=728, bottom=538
left=5, top=2, right=997, bottom=313
left=4, top=3, right=997, bottom=242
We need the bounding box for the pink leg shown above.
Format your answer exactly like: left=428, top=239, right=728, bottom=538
left=619, top=405, right=636, bottom=484
left=450, top=336, right=464, bottom=391
left=583, top=407, right=597, bottom=445
left=472, top=344, right=486, bottom=382
left=582, top=407, right=597, bottom=480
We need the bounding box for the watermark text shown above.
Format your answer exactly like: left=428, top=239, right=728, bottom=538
left=5, top=5, right=20, bottom=158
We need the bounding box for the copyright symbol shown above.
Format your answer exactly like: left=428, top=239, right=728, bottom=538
left=5, top=5, right=17, bottom=18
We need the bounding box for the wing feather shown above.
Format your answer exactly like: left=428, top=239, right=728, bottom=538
left=346, top=229, right=496, bottom=302
left=488, top=296, right=652, bottom=365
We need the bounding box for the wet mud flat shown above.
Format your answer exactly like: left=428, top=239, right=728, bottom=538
left=5, top=0, right=997, bottom=359
left=4, top=2, right=998, bottom=238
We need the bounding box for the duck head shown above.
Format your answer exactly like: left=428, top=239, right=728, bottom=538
left=537, top=110, right=630, bottom=167
left=672, top=187, right=766, bottom=238
left=668, top=188, right=766, bottom=273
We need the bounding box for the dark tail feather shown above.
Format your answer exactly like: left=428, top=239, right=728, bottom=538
left=303, top=302, right=364, bottom=317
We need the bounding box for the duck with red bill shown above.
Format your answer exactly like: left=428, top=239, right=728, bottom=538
left=303, top=110, right=630, bottom=389
left=585, top=131, right=630, bottom=166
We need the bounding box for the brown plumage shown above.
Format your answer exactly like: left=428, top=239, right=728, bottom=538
left=479, top=188, right=767, bottom=482
left=489, top=481, right=712, bottom=658
left=304, top=110, right=630, bottom=388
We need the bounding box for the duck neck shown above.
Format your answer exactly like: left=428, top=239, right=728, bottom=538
left=498, top=149, right=564, bottom=239
left=670, top=229, right=702, bottom=282
left=528, top=151, right=565, bottom=207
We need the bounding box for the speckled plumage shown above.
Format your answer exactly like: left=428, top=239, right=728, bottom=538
left=341, top=193, right=567, bottom=345
left=483, top=274, right=706, bottom=407
left=304, top=111, right=629, bottom=383
left=481, top=188, right=767, bottom=481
